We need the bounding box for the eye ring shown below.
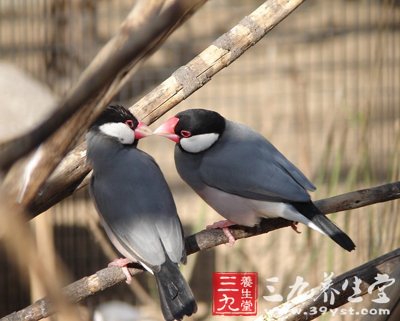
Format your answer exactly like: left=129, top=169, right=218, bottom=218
left=125, top=119, right=134, bottom=128
left=180, top=130, right=191, bottom=138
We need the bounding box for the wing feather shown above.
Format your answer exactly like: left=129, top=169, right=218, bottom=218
left=199, top=122, right=315, bottom=203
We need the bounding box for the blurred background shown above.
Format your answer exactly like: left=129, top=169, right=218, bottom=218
left=0, top=0, right=399, bottom=320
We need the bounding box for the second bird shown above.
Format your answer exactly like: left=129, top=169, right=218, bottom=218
left=154, top=108, right=356, bottom=251
left=87, top=105, right=197, bottom=321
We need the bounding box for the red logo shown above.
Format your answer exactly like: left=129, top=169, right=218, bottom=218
left=212, top=272, right=258, bottom=316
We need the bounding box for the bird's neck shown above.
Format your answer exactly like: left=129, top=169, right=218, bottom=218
left=86, top=132, right=129, bottom=171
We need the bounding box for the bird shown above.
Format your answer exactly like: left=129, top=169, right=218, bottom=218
left=86, top=105, right=197, bottom=321
left=154, top=108, right=356, bottom=251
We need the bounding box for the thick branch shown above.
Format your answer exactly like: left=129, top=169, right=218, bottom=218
left=3, top=0, right=206, bottom=207
left=131, top=0, right=307, bottom=123
left=0, top=0, right=206, bottom=171
left=0, top=2, right=205, bottom=320
left=27, top=0, right=307, bottom=217
left=261, top=248, right=400, bottom=321
left=0, top=0, right=160, bottom=170
left=3, top=184, right=400, bottom=321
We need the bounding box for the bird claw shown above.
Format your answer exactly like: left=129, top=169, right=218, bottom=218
left=222, top=227, right=236, bottom=246
left=207, top=220, right=236, bottom=246
left=206, top=219, right=235, bottom=229
left=290, top=222, right=301, bottom=234
left=108, top=258, right=133, bottom=284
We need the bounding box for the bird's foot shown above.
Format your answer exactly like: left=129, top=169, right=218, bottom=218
left=207, top=220, right=236, bottom=246
left=222, top=227, right=236, bottom=246
left=207, top=219, right=235, bottom=229
left=290, top=222, right=301, bottom=234
left=108, top=258, right=133, bottom=284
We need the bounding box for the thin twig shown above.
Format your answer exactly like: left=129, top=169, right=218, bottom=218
left=2, top=184, right=400, bottom=321
left=315, top=182, right=400, bottom=213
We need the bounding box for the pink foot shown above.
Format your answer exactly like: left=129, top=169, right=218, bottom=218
left=222, top=227, right=236, bottom=247
left=206, top=219, right=235, bottom=229
left=290, top=222, right=301, bottom=234
left=207, top=220, right=236, bottom=246
left=108, top=258, right=133, bottom=284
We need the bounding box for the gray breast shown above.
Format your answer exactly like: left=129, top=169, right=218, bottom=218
left=174, top=145, right=205, bottom=190
left=89, top=134, right=185, bottom=268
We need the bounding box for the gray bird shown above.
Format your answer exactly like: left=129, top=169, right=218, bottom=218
left=86, top=105, right=197, bottom=321
left=154, top=108, right=356, bottom=251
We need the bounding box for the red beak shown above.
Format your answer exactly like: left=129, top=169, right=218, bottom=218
left=134, top=121, right=153, bottom=140
left=154, top=117, right=180, bottom=143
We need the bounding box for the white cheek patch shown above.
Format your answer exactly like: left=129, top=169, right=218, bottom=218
left=180, top=133, right=219, bottom=153
left=99, top=122, right=135, bottom=145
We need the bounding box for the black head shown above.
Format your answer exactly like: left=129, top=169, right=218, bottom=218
left=91, top=105, right=138, bottom=130
left=89, top=105, right=151, bottom=145
left=174, top=109, right=226, bottom=138
left=154, top=109, right=226, bottom=153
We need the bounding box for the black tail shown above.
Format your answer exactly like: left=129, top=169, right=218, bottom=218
left=291, top=201, right=356, bottom=252
left=154, top=258, right=197, bottom=321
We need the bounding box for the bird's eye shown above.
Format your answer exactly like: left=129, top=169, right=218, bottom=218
left=180, top=130, right=191, bottom=138
left=125, top=120, right=134, bottom=128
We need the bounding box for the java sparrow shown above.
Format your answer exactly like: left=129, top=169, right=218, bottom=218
left=154, top=108, right=356, bottom=251
left=86, top=105, right=197, bottom=321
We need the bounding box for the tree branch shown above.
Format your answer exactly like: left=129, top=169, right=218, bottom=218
left=0, top=2, right=205, bottom=320
left=0, top=0, right=206, bottom=172
left=314, top=182, right=400, bottom=214
left=260, top=248, right=400, bottom=321
left=0, top=0, right=160, bottom=170
left=0, top=191, right=81, bottom=321
left=2, top=0, right=207, bottom=209
left=2, top=184, right=399, bottom=321
left=26, top=0, right=307, bottom=217
left=131, top=0, right=307, bottom=123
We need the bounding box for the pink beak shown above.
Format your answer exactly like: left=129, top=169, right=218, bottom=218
left=135, top=121, right=153, bottom=140
left=154, top=117, right=180, bottom=143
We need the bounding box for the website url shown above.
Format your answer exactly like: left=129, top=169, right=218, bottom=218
left=291, top=306, right=391, bottom=317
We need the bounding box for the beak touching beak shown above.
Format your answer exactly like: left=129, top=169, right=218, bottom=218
left=135, top=122, right=153, bottom=140
left=154, top=117, right=180, bottom=143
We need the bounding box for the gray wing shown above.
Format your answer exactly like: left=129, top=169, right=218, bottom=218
left=90, top=149, right=185, bottom=268
left=199, top=121, right=316, bottom=203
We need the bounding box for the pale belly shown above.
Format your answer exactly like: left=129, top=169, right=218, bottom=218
left=198, top=186, right=301, bottom=226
